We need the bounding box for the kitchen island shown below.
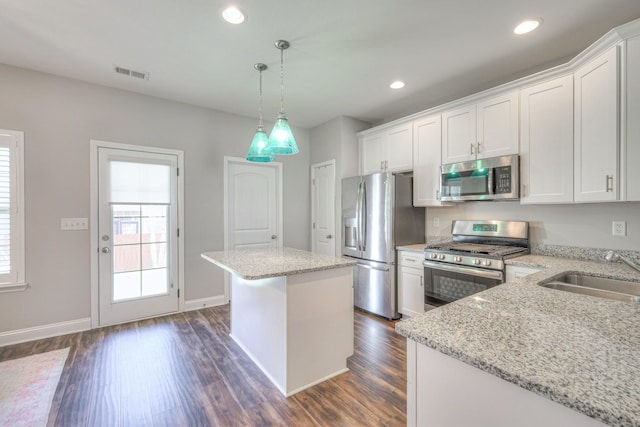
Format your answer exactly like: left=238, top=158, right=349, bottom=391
left=396, top=255, right=640, bottom=427
left=201, top=247, right=355, bottom=396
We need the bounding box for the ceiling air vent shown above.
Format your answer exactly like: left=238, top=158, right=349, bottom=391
left=113, top=65, right=149, bottom=81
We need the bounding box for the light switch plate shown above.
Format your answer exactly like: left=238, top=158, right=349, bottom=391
left=61, top=218, right=89, bottom=230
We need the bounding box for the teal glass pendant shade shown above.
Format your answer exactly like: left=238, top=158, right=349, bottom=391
left=246, top=128, right=275, bottom=162
left=268, top=114, right=299, bottom=155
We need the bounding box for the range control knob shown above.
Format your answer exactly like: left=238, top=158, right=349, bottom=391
left=438, top=254, right=445, bottom=260
left=429, top=253, right=437, bottom=259
left=473, top=259, right=481, bottom=265
left=454, top=256, right=462, bottom=263
left=483, top=260, right=492, bottom=266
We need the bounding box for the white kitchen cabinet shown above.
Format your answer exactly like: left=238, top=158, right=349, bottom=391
left=413, top=115, right=451, bottom=207
left=624, top=35, right=640, bottom=201
left=360, top=123, right=413, bottom=175
left=442, top=91, right=518, bottom=164
left=408, top=342, right=608, bottom=427
left=520, top=75, right=574, bottom=204
left=505, top=265, right=542, bottom=282
left=398, top=251, right=425, bottom=317
left=574, top=46, right=619, bottom=203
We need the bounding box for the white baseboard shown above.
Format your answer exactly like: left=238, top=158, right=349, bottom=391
left=0, top=317, right=91, bottom=347
left=184, top=295, right=226, bottom=312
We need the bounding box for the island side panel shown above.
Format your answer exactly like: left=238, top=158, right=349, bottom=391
left=230, top=274, right=287, bottom=395
left=286, top=266, right=354, bottom=394
left=411, top=343, right=608, bottom=427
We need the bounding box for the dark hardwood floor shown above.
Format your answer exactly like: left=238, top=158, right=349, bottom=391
left=0, top=305, right=407, bottom=426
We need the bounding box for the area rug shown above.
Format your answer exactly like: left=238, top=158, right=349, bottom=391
left=0, top=347, right=69, bottom=427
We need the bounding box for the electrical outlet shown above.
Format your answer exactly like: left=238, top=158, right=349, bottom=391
left=433, top=217, right=440, bottom=228
left=61, top=218, right=89, bottom=230
left=612, top=220, right=626, bottom=237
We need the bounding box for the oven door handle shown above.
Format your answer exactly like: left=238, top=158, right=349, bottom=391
left=423, top=260, right=503, bottom=280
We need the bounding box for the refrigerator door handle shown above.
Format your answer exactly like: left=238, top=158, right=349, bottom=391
left=355, top=182, right=362, bottom=251
left=361, top=181, right=367, bottom=252
left=357, top=263, right=390, bottom=272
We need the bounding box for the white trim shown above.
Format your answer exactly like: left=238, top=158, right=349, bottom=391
left=222, top=157, right=283, bottom=303
left=0, top=283, right=28, bottom=293
left=89, top=139, right=185, bottom=328
left=0, top=318, right=91, bottom=347
left=184, top=295, right=226, bottom=311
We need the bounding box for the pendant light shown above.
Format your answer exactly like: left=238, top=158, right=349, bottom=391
left=246, top=63, right=275, bottom=162
left=268, top=40, right=299, bottom=155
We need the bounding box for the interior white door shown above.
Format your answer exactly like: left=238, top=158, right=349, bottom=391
left=225, top=158, right=282, bottom=250
left=311, top=161, right=336, bottom=256
left=97, top=147, right=179, bottom=326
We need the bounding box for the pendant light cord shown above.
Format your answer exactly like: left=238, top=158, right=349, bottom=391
left=258, top=68, right=264, bottom=130
left=279, top=47, right=285, bottom=115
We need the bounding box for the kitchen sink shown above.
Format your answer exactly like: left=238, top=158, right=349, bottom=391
left=540, top=274, right=640, bottom=302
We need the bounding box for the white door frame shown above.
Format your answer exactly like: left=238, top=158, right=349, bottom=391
left=90, top=139, right=185, bottom=328
left=223, top=156, right=283, bottom=302
left=311, top=159, right=336, bottom=255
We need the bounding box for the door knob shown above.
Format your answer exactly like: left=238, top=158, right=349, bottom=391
left=101, top=247, right=111, bottom=254
left=271, top=235, right=277, bottom=239
left=326, top=234, right=333, bottom=239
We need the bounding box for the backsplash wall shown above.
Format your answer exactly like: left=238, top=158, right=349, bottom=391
left=426, top=202, right=640, bottom=251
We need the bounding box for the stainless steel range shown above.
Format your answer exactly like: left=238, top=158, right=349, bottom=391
left=423, top=220, right=529, bottom=310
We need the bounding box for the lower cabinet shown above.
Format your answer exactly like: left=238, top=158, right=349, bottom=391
left=407, top=341, right=608, bottom=427
left=398, top=251, right=425, bottom=317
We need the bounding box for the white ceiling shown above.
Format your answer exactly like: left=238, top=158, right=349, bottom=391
left=1, top=0, right=640, bottom=129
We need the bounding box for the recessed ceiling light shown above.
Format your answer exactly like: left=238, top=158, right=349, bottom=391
left=390, top=81, right=405, bottom=89
left=514, top=18, right=542, bottom=35
left=222, top=6, right=246, bottom=24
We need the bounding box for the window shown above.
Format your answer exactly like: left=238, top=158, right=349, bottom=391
left=0, top=129, right=25, bottom=291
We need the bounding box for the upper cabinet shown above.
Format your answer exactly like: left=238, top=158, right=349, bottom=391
left=360, top=123, right=413, bottom=175
left=520, top=75, right=574, bottom=204
left=442, top=92, right=519, bottom=164
left=574, top=46, right=619, bottom=203
left=413, top=115, right=450, bottom=207
left=624, top=35, right=640, bottom=202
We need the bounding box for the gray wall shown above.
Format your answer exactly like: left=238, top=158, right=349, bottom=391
left=310, top=116, right=370, bottom=255
left=0, top=63, right=310, bottom=332
left=427, top=202, right=640, bottom=250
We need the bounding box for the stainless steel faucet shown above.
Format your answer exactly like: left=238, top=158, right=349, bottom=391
left=605, top=251, right=640, bottom=273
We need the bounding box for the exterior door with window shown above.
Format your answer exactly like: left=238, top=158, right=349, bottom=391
left=98, top=148, right=179, bottom=325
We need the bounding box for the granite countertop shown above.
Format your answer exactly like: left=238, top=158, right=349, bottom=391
left=201, top=247, right=355, bottom=280
left=396, top=254, right=640, bottom=427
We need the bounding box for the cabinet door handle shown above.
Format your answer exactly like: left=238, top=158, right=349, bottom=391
left=405, top=257, right=417, bottom=262
left=385, top=160, right=388, bottom=169
left=380, top=160, right=384, bottom=170
left=420, top=276, right=423, bottom=287
left=606, top=175, right=614, bottom=192
left=522, top=184, right=527, bottom=197
left=476, top=142, right=481, bottom=153
left=470, top=143, right=475, bottom=155
left=436, top=189, right=440, bottom=200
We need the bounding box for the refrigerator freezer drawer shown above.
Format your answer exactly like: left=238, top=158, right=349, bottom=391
left=354, top=261, right=398, bottom=320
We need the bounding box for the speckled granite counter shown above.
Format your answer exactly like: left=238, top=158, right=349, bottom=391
left=396, top=255, right=640, bottom=427
left=201, top=247, right=355, bottom=280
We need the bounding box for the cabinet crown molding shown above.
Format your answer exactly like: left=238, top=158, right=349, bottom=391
left=358, top=17, right=640, bottom=137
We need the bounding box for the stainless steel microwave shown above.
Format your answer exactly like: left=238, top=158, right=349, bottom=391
left=440, top=154, right=519, bottom=201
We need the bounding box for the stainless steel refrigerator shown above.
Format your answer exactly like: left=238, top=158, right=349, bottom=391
left=342, top=172, right=425, bottom=319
